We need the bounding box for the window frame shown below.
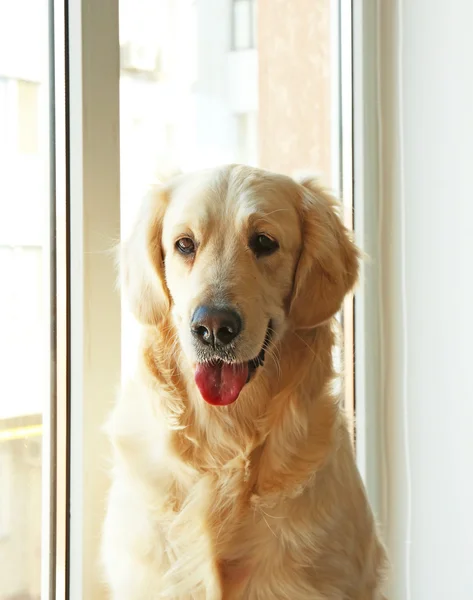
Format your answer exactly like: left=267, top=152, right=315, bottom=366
left=49, top=0, right=121, bottom=597
left=352, top=0, right=384, bottom=517
left=67, top=0, right=121, bottom=598
left=49, top=0, right=69, bottom=597
left=331, top=0, right=356, bottom=442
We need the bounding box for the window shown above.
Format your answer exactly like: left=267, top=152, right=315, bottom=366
left=119, top=0, right=337, bottom=200
left=0, top=1, right=50, bottom=599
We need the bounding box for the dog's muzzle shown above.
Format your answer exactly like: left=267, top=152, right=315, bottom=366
left=193, top=322, right=273, bottom=406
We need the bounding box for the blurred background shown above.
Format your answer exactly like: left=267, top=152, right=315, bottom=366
left=119, top=0, right=334, bottom=237
left=0, top=0, right=49, bottom=598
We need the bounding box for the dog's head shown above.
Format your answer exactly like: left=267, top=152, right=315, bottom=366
left=122, top=165, right=359, bottom=406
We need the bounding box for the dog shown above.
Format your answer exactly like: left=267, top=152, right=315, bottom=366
left=101, top=165, right=387, bottom=599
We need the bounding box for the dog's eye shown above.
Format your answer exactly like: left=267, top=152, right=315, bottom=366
left=176, top=237, right=196, bottom=255
left=250, top=234, right=279, bottom=257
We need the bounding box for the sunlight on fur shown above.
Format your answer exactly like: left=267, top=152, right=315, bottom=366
left=102, top=165, right=387, bottom=599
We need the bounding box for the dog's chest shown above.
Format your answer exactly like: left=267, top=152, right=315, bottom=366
left=164, top=457, right=293, bottom=588
left=171, top=457, right=253, bottom=540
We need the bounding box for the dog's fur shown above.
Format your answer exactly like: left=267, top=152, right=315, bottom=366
left=102, top=165, right=387, bottom=599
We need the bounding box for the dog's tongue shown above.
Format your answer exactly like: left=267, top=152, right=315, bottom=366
left=195, top=362, right=248, bottom=405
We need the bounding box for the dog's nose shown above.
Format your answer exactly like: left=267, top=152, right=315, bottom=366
left=191, top=306, right=242, bottom=347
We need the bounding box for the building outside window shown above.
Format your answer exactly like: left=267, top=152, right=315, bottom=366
left=231, top=0, right=257, bottom=51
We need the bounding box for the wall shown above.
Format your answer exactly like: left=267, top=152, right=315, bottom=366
left=375, top=1, right=473, bottom=598
left=258, top=0, right=332, bottom=179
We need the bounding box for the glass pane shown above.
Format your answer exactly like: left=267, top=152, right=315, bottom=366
left=119, top=0, right=337, bottom=367
left=119, top=0, right=335, bottom=214
left=0, top=0, right=50, bottom=597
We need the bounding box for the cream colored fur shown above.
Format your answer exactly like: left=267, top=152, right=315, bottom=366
left=102, top=165, right=388, bottom=599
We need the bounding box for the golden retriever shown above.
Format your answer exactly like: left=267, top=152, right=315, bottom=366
left=102, top=165, right=387, bottom=599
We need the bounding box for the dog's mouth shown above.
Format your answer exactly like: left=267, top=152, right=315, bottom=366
left=194, top=324, right=273, bottom=406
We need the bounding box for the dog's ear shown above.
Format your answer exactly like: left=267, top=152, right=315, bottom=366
left=120, top=185, right=170, bottom=325
left=289, top=178, right=360, bottom=329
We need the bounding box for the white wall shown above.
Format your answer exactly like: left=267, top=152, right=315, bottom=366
left=372, top=1, right=473, bottom=598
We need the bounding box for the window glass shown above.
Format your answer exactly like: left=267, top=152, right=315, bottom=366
left=0, top=0, right=50, bottom=598
left=119, top=0, right=336, bottom=373
left=119, top=0, right=334, bottom=217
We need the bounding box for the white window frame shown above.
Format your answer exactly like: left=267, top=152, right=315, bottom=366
left=351, top=0, right=383, bottom=519
left=331, top=0, right=356, bottom=441
left=68, top=0, right=121, bottom=598
left=49, top=0, right=121, bottom=597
